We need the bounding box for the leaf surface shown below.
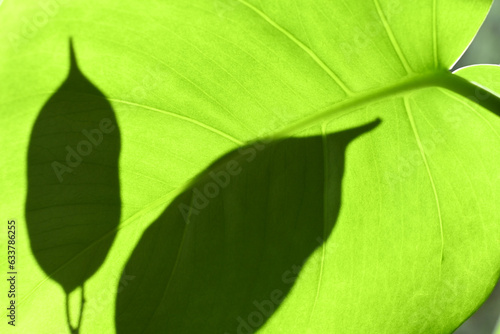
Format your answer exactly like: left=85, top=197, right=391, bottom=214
left=0, top=0, right=499, bottom=333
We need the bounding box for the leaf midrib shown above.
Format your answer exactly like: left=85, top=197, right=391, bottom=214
left=271, top=70, right=500, bottom=139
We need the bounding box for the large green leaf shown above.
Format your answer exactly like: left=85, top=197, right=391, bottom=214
left=0, top=0, right=499, bottom=333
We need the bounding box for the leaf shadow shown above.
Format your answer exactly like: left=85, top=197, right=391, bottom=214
left=115, top=119, right=380, bottom=333
left=25, top=39, right=121, bottom=334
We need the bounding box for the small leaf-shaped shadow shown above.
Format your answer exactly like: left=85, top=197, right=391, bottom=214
left=115, top=119, right=380, bottom=333
left=26, top=39, right=121, bottom=333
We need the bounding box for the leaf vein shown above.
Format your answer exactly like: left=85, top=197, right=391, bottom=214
left=373, top=0, right=413, bottom=74
left=108, top=98, right=243, bottom=145
left=307, top=123, right=329, bottom=324
left=234, top=0, right=353, bottom=95
left=404, top=96, right=444, bottom=276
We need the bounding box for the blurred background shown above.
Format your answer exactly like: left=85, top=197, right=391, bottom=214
left=452, top=1, right=500, bottom=70
left=452, top=1, right=500, bottom=333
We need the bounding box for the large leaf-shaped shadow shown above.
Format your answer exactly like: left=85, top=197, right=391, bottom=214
left=115, top=119, right=380, bottom=333
left=26, top=40, right=121, bottom=333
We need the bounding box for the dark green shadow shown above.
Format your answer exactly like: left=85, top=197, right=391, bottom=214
left=26, top=39, right=121, bottom=334
left=115, top=119, right=380, bottom=334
